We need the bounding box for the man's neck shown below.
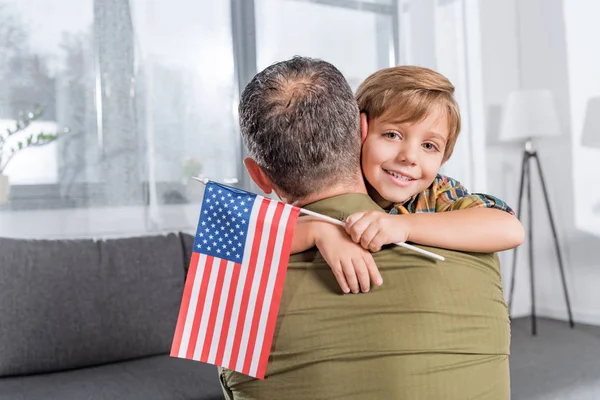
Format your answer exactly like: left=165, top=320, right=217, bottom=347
left=290, top=178, right=368, bottom=208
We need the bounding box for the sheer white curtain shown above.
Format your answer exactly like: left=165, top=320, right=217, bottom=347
left=399, top=0, right=487, bottom=192
left=0, top=0, right=239, bottom=239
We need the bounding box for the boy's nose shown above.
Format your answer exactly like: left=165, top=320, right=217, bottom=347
left=397, top=145, right=418, bottom=165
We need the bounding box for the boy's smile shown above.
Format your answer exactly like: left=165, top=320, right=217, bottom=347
left=361, top=107, right=449, bottom=209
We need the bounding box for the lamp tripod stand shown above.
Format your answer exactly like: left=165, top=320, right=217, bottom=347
left=507, top=139, right=575, bottom=335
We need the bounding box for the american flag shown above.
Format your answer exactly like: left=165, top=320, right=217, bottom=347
left=171, top=181, right=300, bottom=379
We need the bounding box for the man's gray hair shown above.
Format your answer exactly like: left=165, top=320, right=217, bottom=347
left=239, top=56, right=361, bottom=199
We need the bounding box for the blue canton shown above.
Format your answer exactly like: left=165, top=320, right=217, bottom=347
left=194, top=181, right=256, bottom=263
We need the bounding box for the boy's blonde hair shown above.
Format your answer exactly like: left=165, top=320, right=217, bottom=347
left=356, top=66, right=461, bottom=162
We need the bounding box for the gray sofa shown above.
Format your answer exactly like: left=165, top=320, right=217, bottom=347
left=0, top=233, right=224, bottom=400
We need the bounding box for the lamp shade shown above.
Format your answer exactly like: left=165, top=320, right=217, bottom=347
left=582, top=97, right=600, bottom=149
left=498, top=89, right=561, bottom=142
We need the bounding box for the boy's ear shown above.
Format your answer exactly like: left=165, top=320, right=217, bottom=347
left=243, top=158, right=273, bottom=195
left=360, top=113, right=369, bottom=143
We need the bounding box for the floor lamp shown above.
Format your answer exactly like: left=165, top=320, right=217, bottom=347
left=500, top=89, right=575, bottom=336
left=581, top=97, right=600, bottom=214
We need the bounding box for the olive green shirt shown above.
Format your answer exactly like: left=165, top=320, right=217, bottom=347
left=219, top=193, right=510, bottom=400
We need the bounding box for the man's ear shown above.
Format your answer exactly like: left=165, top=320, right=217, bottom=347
left=244, top=158, right=273, bottom=195
left=360, top=113, right=369, bottom=143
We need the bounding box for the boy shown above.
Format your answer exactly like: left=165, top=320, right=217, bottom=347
left=291, top=66, right=524, bottom=294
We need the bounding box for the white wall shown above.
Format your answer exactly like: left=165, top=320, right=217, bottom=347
left=480, top=0, right=600, bottom=325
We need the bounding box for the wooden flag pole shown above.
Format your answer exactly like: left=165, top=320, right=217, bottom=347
left=192, top=177, right=444, bottom=261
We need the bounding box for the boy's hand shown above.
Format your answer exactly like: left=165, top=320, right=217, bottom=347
left=314, top=223, right=383, bottom=294
left=345, top=211, right=411, bottom=252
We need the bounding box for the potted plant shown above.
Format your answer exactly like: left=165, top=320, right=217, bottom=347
left=0, top=106, right=61, bottom=205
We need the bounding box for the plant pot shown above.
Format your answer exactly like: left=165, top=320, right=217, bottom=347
left=0, top=174, right=10, bottom=205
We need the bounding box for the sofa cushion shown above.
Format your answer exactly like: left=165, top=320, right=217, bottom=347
left=0, top=234, right=186, bottom=376
left=0, top=355, right=224, bottom=400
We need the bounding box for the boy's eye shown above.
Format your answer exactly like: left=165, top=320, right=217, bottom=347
left=384, top=131, right=401, bottom=140
left=422, top=142, right=439, bottom=151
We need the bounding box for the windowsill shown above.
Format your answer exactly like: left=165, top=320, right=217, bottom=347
left=0, top=203, right=202, bottom=240
left=0, top=182, right=205, bottom=239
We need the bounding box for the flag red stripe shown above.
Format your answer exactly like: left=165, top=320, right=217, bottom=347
left=242, top=201, right=285, bottom=374
left=256, top=206, right=300, bottom=378
left=227, top=198, right=270, bottom=369
left=185, top=255, right=215, bottom=359
left=214, top=261, right=242, bottom=366
left=170, top=252, right=200, bottom=357
left=200, top=258, right=228, bottom=362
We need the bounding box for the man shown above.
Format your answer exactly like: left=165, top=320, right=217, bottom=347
left=219, top=56, right=510, bottom=399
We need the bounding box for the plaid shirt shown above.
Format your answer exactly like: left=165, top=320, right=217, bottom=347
left=390, top=174, right=514, bottom=215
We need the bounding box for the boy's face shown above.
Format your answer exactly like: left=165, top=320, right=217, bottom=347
left=361, top=106, right=449, bottom=208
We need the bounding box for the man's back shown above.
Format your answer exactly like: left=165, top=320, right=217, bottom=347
left=220, top=194, right=510, bottom=400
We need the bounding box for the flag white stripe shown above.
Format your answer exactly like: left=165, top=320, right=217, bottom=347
left=206, top=260, right=235, bottom=364
left=192, top=256, right=221, bottom=360
left=248, top=204, right=293, bottom=376
left=178, top=253, right=206, bottom=358
left=221, top=196, right=263, bottom=367
left=235, top=200, right=279, bottom=371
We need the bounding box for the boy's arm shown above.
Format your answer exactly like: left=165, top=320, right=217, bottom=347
left=290, top=216, right=320, bottom=254
left=403, top=208, right=524, bottom=252
left=345, top=208, right=524, bottom=253
left=291, top=216, right=383, bottom=293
